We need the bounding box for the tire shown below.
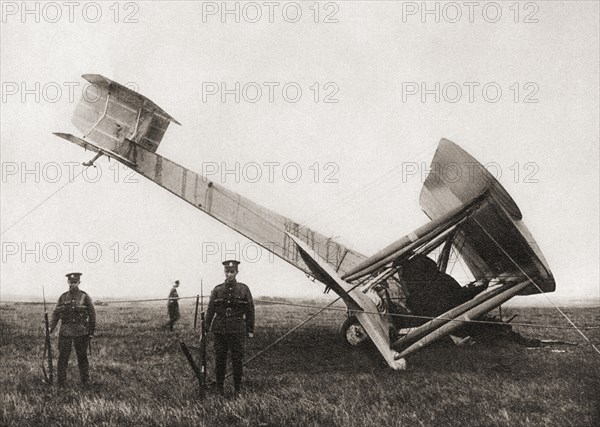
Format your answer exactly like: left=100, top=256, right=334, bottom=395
left=340, top=315, right=370, bottom=347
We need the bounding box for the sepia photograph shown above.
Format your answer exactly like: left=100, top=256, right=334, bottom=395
left=1, top=1, right=598, bottom=425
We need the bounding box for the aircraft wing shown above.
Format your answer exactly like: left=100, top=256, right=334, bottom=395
left=419, top=139, right=555, bottom=294
left=127, top=147, right=368, bottom=276
left=56, top=74, right=368, bottom=279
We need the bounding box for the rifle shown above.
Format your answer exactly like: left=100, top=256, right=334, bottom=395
left=193, top=294, right=200, bottom=330
left=180, top=341, right=205, bottom=398
left=41, top=285, right=53, bottom=385
left=180, top=280, right=208, bottom=399
left=199, top=279, right=207, bottom=396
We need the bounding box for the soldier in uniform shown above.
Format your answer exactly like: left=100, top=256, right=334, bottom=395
left=206, top=260, right=255, bottom=396
left=167, top=280, right=181, bottom=331
left=49, top=272, right=96, bottom=387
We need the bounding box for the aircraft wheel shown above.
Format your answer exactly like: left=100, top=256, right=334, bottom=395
left=340, top=315, right=370, bottom=347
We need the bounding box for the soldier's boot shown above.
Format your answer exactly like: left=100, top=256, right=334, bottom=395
left=57, top=366, right=67, bottom=387
left=79, top=356, right=90, bottom=385
left=57, top=335, right=71, bottom=387
left=232, top=356, right=243, bottom=398
left=74, top=337, right=90, bottom=386
left=80, top=367, right=90, bottom=386
left=232, top=344, right=243, bottom=398
left=215, top=361, right=227, bottom=396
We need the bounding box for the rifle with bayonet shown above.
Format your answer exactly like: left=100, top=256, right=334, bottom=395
left=193, top=294, right=200, bottom=330
left=199, top=279, right=207, bottom=397
left=41, top=285, right=53, bottom=385
left=179, top=280, right=208, bottom=398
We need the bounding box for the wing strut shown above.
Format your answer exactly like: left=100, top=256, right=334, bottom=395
left=286, top=233, right=407, bottom=370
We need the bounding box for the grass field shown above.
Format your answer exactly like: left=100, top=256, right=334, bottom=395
left=1, top=300, right=598, bottom=426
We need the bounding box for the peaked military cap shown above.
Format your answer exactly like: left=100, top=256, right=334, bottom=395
left=222, top=260, right=241, bottom=270
left=66, top=272, right=82, bottom=281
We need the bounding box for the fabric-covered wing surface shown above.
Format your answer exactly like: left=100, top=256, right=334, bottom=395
left=420, top=139, right=555, bottom=294
left=129, top=146, right=367, bottom=279
left=72, top=74, right=179, bottom=155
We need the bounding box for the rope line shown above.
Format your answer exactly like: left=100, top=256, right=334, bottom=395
left=11, top=296, right=599, bottom=331
left=9, top=296, right=203, bottom=305
left=252, top=299, right=600, bottom=331
left=100, top=296, right=202, bottom=304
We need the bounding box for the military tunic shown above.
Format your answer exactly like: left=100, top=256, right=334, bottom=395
left=206, top=280, right=254, bottom=393
left=50, top=289, right=95, bottom=385
left=167, top=286, right=180, bottom=331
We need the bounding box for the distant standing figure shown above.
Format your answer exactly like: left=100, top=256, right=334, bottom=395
left=168, top=280, right=181, bottom=331
left=49, top=272, right=96, bottom=387
left=206, top=260, right=255, bottom=396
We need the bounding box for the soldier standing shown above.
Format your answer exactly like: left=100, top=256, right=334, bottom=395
left=49, top=272, right=96, bottom=387
left=206, top=260, right=255, bottom=396
left=167, top=280, right=181, bottom=331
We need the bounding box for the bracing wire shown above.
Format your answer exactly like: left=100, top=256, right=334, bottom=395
left=471, top=217, right=600, bottom=354
left=1, top=169, right=86, bottom=236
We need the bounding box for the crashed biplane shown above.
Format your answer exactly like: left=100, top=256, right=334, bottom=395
left=55, top=74, right=555, bottom=369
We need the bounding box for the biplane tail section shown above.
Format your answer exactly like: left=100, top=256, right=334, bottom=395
left=57, top=74, right=180, bottom=166
left=419, top=139, right=555, bottom=294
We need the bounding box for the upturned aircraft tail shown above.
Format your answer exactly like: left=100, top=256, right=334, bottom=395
left=54, top=74, right=180, bottom=167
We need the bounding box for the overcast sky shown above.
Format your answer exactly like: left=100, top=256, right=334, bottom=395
left=1, top=1, right=598, bottom=305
